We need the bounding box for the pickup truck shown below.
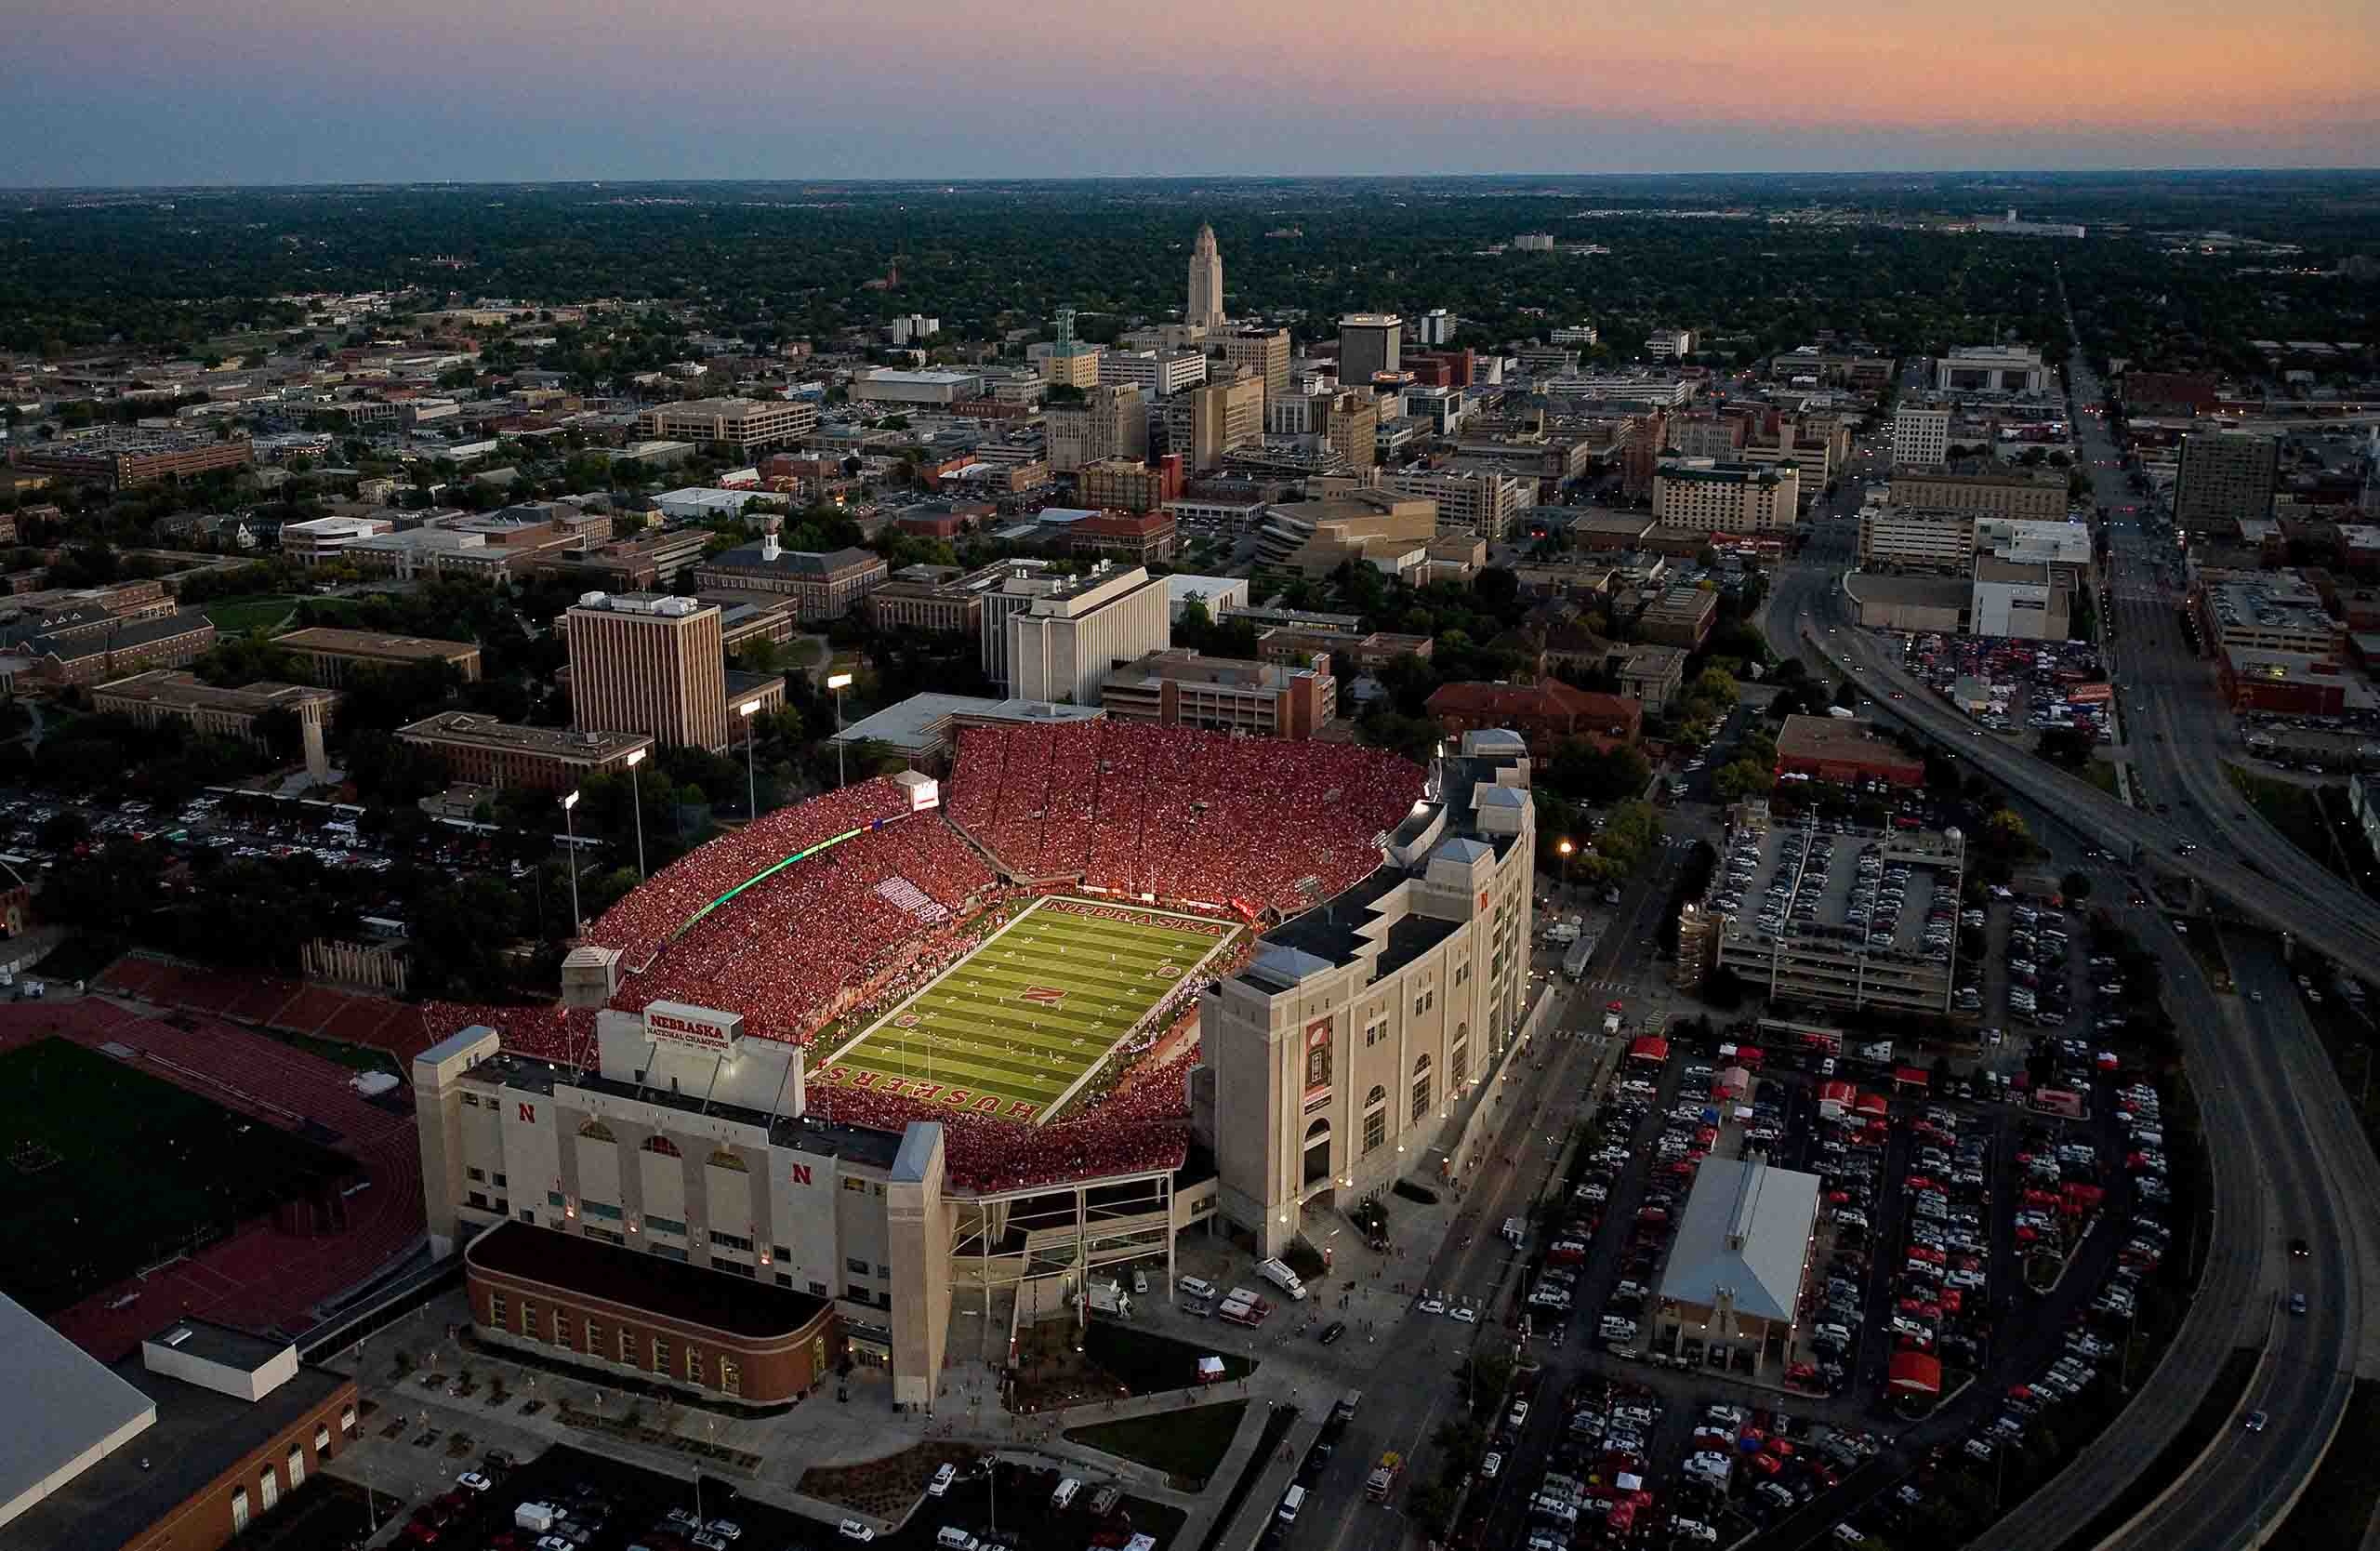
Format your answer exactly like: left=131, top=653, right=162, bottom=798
left=1365, top=1452, right=1403, bottom=1501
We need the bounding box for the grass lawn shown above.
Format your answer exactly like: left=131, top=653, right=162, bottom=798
left=0, top=1037, right=356, bottom=1313
left=203, top=593, right=301, bottom=634
left=2082, top=758, right=2121, bottom=798
left=816, top=898, right=1236, bottom=1124
left=1083, top=1319, right=1259, bottom=1394
left=1065, top=1399, right=1248, bottom=1487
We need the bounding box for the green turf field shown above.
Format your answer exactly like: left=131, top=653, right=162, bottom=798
left=816, top=898, right=1236, bottom=1124
left=0, top=1038, right=356, bottom=1314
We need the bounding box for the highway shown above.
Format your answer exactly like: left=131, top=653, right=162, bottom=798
left=1759, top=324, right=2380, bottom=1551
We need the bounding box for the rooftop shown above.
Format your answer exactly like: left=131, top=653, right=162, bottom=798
left=30, top=609, right=212, bottom=663
left=271, top=626, right=480, bottom=662
left=400, top=711, right=654, bottom=761
left=830, top=693, right=1104, bottom=753
left=705, top=543, right=883, bottom=576
left=92, top=670, right=333, bottom=717
left=0, top=1294, right=155, bottom=1540
left=1774, top=715, right=1928, bottom=776
left=465, top=1220, right=831, bottom=1339
left=1659, top=1160, right=1822, bottom=1323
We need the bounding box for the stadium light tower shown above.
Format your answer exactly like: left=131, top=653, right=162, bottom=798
left=826, top=671, right=854, bottom=789
left=560, top=789, right=583, bottom=935
left=738, top=700, right=761, bottom=818
left=625, top=747, right=648, bottom=880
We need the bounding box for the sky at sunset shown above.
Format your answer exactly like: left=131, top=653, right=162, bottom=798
left=7, top=0, right=2376, bottom=184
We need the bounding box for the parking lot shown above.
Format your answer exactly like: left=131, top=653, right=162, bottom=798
left=1899, top=634, right=2112, bottom=745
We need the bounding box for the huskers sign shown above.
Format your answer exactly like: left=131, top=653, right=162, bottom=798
left=643, top=1000, right=745, bottom=1053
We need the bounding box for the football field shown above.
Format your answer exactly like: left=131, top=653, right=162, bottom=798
left=816, top=898, right=1236, bottom=1125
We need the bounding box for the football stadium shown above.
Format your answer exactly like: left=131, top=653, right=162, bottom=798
left=816, top=896, right=1238, bottom=1124
left=414, top=720, right=1543, bottom=1405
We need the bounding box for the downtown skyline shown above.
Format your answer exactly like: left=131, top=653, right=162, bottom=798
left=7, top=0, right=2377, bottom=186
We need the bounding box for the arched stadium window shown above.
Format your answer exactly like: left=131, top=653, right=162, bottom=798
left=641, top=1134, right=682, bottom=1159
left=1410, top=1054, right=1433, bottom=1122
left=707, top=1149, right=748, bottom=1173
left=1302, top=1117, right=1331, bottom=1186
left=576, top=1120, right=615, bottom=1143
left=1450, top=1033, right=1469, bottom=1090
left=1305, top=1117, right=1329, bottom=1139
left=1363, top=1085, right=1387, bottom=1154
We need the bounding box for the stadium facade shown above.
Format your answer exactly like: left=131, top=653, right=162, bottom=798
left=412, top=729, right=1538, bottom=1408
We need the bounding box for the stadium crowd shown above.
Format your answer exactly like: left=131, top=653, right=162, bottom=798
left=948, top=722, right=1424, bottom=909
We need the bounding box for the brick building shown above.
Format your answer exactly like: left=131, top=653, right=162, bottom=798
left=271, top=627, right=483, bottom=687
left=1425, top=680, right=1643, bottom=754
left=397, top=712, right=655, bottom=792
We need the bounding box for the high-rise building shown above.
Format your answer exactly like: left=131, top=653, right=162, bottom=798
left=1034, top=306, right=1104, bottom=389
left=2175, top=430, right=2279, bottom=531
left=1338, top=314, right=1403, bottom=384
left=1933, top=345, right=2049, bottom=393
left=1418, top=309, right=1458, bottom=346
left=1098, top=349, right=1209, bottom=398
left=1651, top=460, right=1801, bottom=533
left=1218, top=326, right=1291, bottom=408
left=1046, top=384, right=1149, bottom=473
left=564, top=590, right=730, bottom=752
left=1892, top=404, right=1951, bottom=466
left=1326, top=390, right=1380, bottom=471
left=637, top=397, right=817, bottom=451
left=1163, top=370, right=1266, bottom=471
left=1003, top=564, right=1172, bottom=707
left=1187, top=223, right=1226, bottom=334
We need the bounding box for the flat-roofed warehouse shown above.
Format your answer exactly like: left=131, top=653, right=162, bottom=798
left=1774, top=714, right=1926, bottom=789
left=1655, top=1158, right=1821, bottom=1375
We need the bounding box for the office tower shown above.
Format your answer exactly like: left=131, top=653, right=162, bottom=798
left=2175, top=430, right=2279, bottom=530
left=1046, top=384, right=1149, bottom=473
left=1164, top=370, right=1266, bottom=471
left=1417, top=309, right=1457, bottom=346
left=565, top=591, right=729, bottom=751
left=1338, top=314, right=1403, bottom=385
left=1219, top=326, right=1291, bottom=409
left=1004, top=565, right=1171, bottom=706
left=1326, top=390, right=1380, bottom=471
left=1892, top=404, right=1951, bottom=466
left=1187, top=223, right=1226, bottom=333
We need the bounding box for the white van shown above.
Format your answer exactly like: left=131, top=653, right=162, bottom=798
left=1177, top=1276, right=1217, bottom=1304
left=1256, top=1257, right=1308, bottom=1301
left=1278, top=1485, right=1307, bottom=1523
left=1050, top=1478, right=1081, bottom=1510
left=935, top=1531, right=979, bottom=1551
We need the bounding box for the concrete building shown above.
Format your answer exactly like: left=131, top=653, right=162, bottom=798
left=1670, top=413, right=1748, bottom=461
left=1934, top=345, right=2049, bottom=393
left=271, top=626, right=483, bottom=686
left=1652, top=460, right=1801, bottom=533
left=1644, top=328, right=1696, bottom=358
left=1163, top=371, right=1266, bottom=471
left=278, top=513, right=393, bottom=566
left=1218, top=326, right=1291, bottom=407
left=11, top=428, right=254, bottom=489
left=0, top=1301, right=359, bottom=1551
left=1636, top=584, right=1720, bottom=648
left=844, top=371, right=985, bottom=408
left=1618, top=644, right=1689, bottom=712
left=397, top=712, right=655, bottom=793
left=1860, top=503, right=1976, bottom=572
left=1338, top=314, right=1403, bottom=384
left=1165, top=573, right=1250, bottom=623
left=1426, top=680, right=1642, bottom=755
left=1842, top=574, right=1970, bottom=633
left=1077, top=457, right=1183, bottom=514
left=691, top=535, right=889, bottom=623
left=1377, top=469, right=1529, bottom=539
left=1886, top=467, right=2069, bottom=522
left=1892, top=404, right=1951, bottom=467
left=2192, top=568, right=2347, bottom=656
left=1200, top=731, right=1536, bottom=1255
left=1034, top=307, right=1104, bottom=390
left=2175, top=430, right=2280, bottom=531
left=563, top=591, right=732, bottom=752
left=92, top=671, right=336, bottom=776
left=1187, top=222, right=1226, bottom=334
left=1654, top=1160, right=1820, bottom=1374
left=1098, top=350, right=1209, bottom=399
left=1255, top=491, right=1438, bottom=581
left=1003, top=563, right=1171, bottom=707
left=1327, top=391, right=1380, bottom=471
left=1417, top=309, right=1458, bottom=346
left=1969, top=557, right=2075, bottom=640
left=1678, top=803, right=1963, bottom=1014
left=637, top=397, right=818, bottom=450
left=1045, top=385, right=1149, bottom=474
left=1098, top=647, right=1335, bottom=738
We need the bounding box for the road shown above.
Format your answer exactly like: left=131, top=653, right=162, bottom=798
left=1759, top=317, right=2380, bottom=1551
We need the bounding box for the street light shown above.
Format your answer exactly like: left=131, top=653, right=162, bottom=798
left=624, top=747, right=648, bottom=880
left=560, top=789, right=582, bottom=936
left=1556, top=837, right=1575, bottom=893
left=738, top=700, right=761, bottom=818
left=826, top=671, right=854, bottom=789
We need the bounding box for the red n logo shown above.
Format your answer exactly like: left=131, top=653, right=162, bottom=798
left=517, top=1102, right=536, bottom=1122
left=789, top=1163, right=813, bottom=1186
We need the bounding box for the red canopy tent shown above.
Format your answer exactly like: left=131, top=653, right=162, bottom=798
left=1888, top=1350, right=1943, bottom=1397
left=1628, top=1035, right=1670, bottom=1065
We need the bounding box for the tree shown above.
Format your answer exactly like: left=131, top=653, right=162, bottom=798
left=1714, top=759, right=1776, bottom=801
left=2037, top=726, right=2095, bottom=767
left=2060, top=870, right=2094, bottom=900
